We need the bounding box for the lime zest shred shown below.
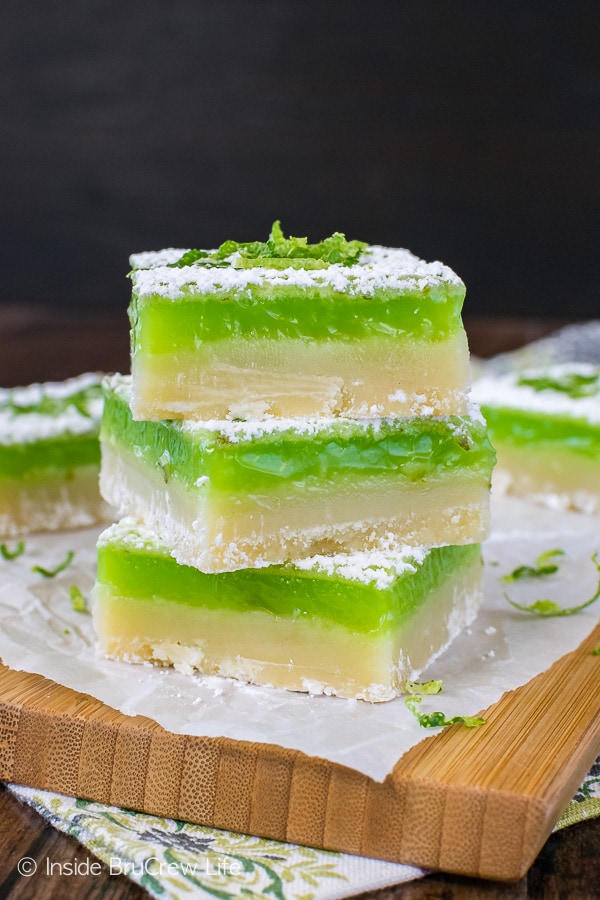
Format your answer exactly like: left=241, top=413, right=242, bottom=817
left=157, top=449, right=172, bottom=484
left=502, top=548, right=565, bottom=583
left=404, top=679, right=443, bottom=695
left=405, top=696, right=485, bottom=729
left=69, top=584, right=88, bottom=613
left=591, top=647, right=600, bottom=656
left=404, top=679, right=485, bottom=729
left=166, top=221, right=367, bottom=271
left=0, top=540, right=26, bottom=560
left=505, top=551, right=600, bottom=617
left=32, top=550, right=75, bottom=578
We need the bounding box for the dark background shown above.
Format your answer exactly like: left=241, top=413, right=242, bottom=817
left=1, top=1, right=598, bottom=318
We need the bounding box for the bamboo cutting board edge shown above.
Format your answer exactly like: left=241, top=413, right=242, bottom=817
left=0, top=619, right=599, bottom=883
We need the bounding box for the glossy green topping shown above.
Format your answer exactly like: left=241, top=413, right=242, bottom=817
left=96, top=523, right=481, bottom=634
left=0, top=434, right=101, bottom=480
left=102, top=377, right=495, bottom=494
left=130, top=281, right=464, bottom=352
left=481, top=406, right=600, bottom=458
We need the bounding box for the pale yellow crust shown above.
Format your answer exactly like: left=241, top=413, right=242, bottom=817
left=492, top=443, right=600, bottom=514
left=131, top=332, right=470, bottom=420
left=0, top=466, right=114, bottom=538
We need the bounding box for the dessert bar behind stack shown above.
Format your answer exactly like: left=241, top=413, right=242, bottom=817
left=473, top=363, right=600, bottom=512
left=0, top=373, right=112, bottom=537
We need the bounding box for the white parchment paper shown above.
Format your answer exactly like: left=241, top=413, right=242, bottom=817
left=0, top=493, right=598, bottom=782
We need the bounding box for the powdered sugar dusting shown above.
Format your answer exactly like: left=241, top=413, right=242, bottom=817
left=180, top=406, right=485, bottom=444
left=292, top=546, right=428, bottom=588
left=97, top=517, right=159, bottom=552
left=130, top=245, right=463, bottom=301
left=0, top=373, right=104, bottom=445
left=129, top=248, right=199, bottom=269
left=182, top=415, right=383, bottom=442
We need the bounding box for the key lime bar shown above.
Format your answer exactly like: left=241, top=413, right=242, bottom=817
left=472, top=364, right=600, bottom=513
left=93, top=518, right=483, bottom=701
left=128, top=223, right=470, bottom=420
left=100, top=374, right=494, bottom=572
left=0, top=373, right=113, bottom=537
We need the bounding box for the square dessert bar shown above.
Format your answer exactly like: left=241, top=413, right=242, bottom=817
left=0, top=373, right=113, bottom=537
left=473, top=363, right=600, bottom=513
left=100, top=374, right=495, bottom=573
left=128, top=229, right=471, bottom=421
left=93, top=518, right=483, bottom=701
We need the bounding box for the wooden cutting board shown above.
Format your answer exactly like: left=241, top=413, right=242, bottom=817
left=0, top=620, right=599, bottom=883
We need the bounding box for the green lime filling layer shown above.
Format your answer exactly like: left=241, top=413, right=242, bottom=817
left=481, top=407, right=600, bottom=459
left=129, top=282, right=465, bottom=356
left=101, top=379, right=495, bottom=494
left=96, top=531, right=481, bottom=634
left=0, top=435, right=101, bottom=481
left=0, top=379, right=103, bottom=479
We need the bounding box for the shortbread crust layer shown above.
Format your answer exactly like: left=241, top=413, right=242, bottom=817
left=487, top=444, right=600, bottom=514
left=0, top=466, right=113, bottom=537
left=130, top=332, right=470, bottom=420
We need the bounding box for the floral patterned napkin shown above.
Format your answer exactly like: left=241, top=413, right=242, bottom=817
left=554, top=755, right=600, bottom=830
left=9, top=756, right=600, bottom=900
left=9, top=784, right=425, bottom=898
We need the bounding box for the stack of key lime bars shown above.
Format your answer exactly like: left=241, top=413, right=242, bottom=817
left=93, top=223, right=496, bottom=701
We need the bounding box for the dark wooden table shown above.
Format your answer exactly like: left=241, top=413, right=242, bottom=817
left=1, top=307, right=599, bottom=899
